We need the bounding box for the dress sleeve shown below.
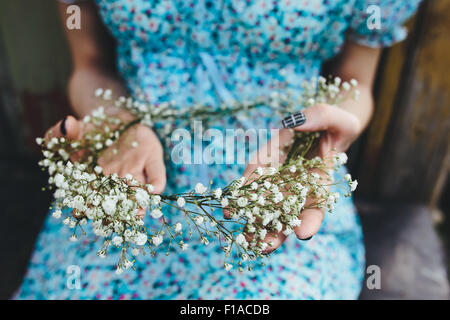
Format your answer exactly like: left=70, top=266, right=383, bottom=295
left=347, top=0, right=423, bottom=48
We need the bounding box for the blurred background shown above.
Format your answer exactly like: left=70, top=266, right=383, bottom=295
left=0, top=0, right=448, bottom=299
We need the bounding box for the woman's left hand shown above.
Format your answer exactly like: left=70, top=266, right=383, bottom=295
left=224, top=103, right=362, bottom=253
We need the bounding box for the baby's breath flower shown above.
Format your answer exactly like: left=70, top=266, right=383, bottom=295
left=221, top=198, right=229, bottom=207
left=150, top=209, right=163, bottom=219
left=224, top=263, right=233, bottom=271
left=174, top=222, right=182, bottom=233
left=152, top=235, right=163, bottom=246
left=195, top=183, right=207, bottom=194
left=350, top=180, right=358, bottom=192
left=255, top=167, right=264, bottom=176
left=112, top=236, right=123, bottom=246
left=237, top=197, right=248, bottom=207
left=38, top=78, right=360, bottom=274
left=213, top=188, right=222, bottom=199
left=177, top=197, right=186, bottom=207
left=134, top=233, right=148, bottom=246
left=52, top=209, right=62, bottom=219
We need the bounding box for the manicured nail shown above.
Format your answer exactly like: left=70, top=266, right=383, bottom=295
left=300, top=236, right=313, bottom=241
left=282, top=111, right=306, bottom=128
left=60, top=117, right=67, bottom=136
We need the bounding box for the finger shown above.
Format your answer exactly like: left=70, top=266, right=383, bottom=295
left=137, top=208, right=146, bottom=219
left=120, top=169, right=146, bottom=185
left=45, top=115, right=81, bottom=141
left=293, top=104, right=361, bottom=137
left=100, top=160, right=121, bottom=176
left=144, top=157, right=166, bottom=194
left=223, top=208, right=231, bottom=219
left=293, top=207, right=325, bottom=240
left=262, top=231, right=287, bottom=254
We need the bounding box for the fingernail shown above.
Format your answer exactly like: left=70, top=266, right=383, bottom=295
left=60, top=117, right=67, bottom=136
left=282, top=111, right=306, bottom=128
left=300, top=236, right=313, bottom=241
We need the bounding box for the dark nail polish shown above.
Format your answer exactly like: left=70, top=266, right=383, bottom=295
left=60, top=117, right=67, bottom=136
left=282, top=111, right=306, bottom=128
left=300, top=236, right=313, bottom=241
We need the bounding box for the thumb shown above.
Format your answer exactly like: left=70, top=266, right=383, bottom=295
left=45, top=116, right=81, bottom=141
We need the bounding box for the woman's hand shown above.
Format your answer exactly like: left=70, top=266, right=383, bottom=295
left=45, top=115, right=167, bottom=216
left=227, top=103, right=362, bottom=254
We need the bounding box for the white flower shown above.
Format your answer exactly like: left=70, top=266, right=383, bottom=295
left=146, top=184, right=155, bottom=193
left=102, top=197, right=117, bottom=215
left=201, top=237, right=209, bottom=245
left=152, top=195, right=161, bottom=205
left=194, top=216, right=204, bottom=225
left=69, top=235, right=78, bottom=242
left=260, top=242, right=268, bottom=251
left=103, top=89, right=112, bottom=100
left=134, top=233, right=148, bottom=246
left=112, top=236, right=123, bottom=246
left=152, top=235, right=163, bottom=246
left=262, top=211, right=274, bottom=226
left=123, top=259, right=134, bottom=270
left=257, top=195, right=265, bottom=206
left=334, top=152, right=348, bottom=165
left=115, top=267, right=123, bottom=275
left=135, top=188, right=150, bottom=208
left=221, top=198, right=229, bottom=207
left=289, top=165, right=296, bottom=173
left=195, top=183, right=207, bottom=194
left=273, top=220, right=283, bottom=232
left=94, top=88, right=103, bottom=97
left=259, top=228, right=268, bottom=240
left=213, top=188, right=222, bottom=199
left=150, top=209, right=163, bottom=219
left=283, top=227, right=294, bottom=236
left=35, top=137, right=43, bottom=145
left=177, top=197, right=185, bottom=207
left=237, top=197, right=248, bottom=207
left=235, top=233, right=248, bottom=249
left=350, top=180, right=358, bottom=192
left=94, top=166, right=103, bottom=174
left=344, top=173, right=352, bottom=181
left=350, top=79, right=358, bottom=87
left=267, top=167, right=277, bottom=175
left=180, top=241, right=189, bottom=251
left=224, top=263, right=233, bottom=271
left=52, top=209, right=62, bottom=219
left=255, top=167, right=264, bottom=175
left=54, top=174, right=65, bottom=188
left=289, top=217, right=302, bottom=228
left=250, top=182, right=258, bottom=190
left=174, top=222, right=182, bottom=233
left=273, top=192, right=284, bottom=204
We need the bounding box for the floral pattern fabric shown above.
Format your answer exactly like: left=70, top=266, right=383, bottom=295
left=16, top=0, right=420, bottom=299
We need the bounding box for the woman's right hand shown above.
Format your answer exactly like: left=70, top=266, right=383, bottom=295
left=45, top=115, right=167, bottom=195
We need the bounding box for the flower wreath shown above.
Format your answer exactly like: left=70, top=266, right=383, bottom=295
left=37, top=77, right=359, bottom=273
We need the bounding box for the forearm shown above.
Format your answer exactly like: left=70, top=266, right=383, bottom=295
left=337, top=82, right=374, bottom=134
left=67, top=66, right=134, bottom=121
left=328, top=41, right=380, bottom=137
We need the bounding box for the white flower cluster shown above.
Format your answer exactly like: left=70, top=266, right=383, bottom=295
left=37, top=76, right=359, bottom=273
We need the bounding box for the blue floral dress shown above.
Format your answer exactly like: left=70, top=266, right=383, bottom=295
left=16, top=0, right=421, bottom=299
